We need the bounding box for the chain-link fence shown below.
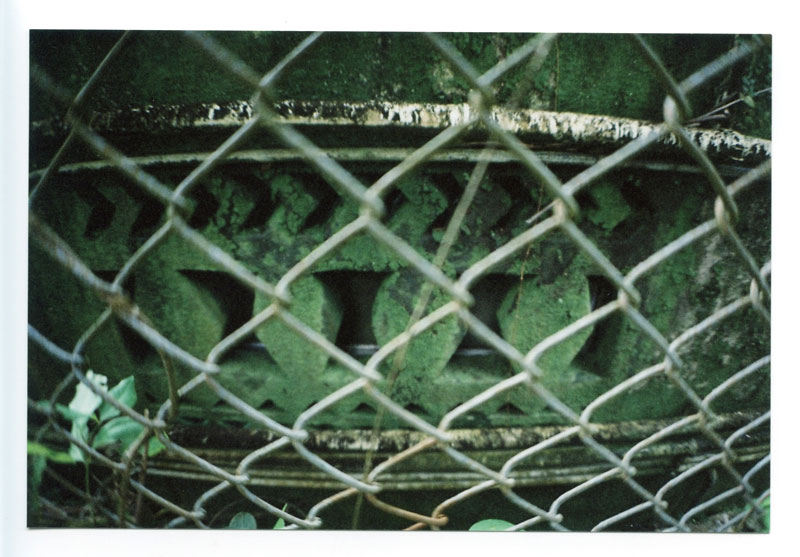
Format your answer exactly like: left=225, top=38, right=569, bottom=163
left=27, top=31, right=771, bottom=531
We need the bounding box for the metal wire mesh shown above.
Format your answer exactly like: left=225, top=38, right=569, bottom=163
left=27, top=31, right=771, bottom=531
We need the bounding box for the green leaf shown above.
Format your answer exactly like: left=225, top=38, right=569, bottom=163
left=469, top=519, right=514, bottom=531
left=33, top=400, right=53, bottom=414
left=92, top=417, right=144, bottom=452
left=760, top=497, right=770, bottom=531
left=27, top=441, right=76, bottom=464
left=273, top=503, right=288, bottom=529
left=741, top=94, right=756, bottom=108
left=31, top=454, right=47, bottom=490
left=228, top=512, right=257, bottom=529
left=68, top=418, right=90, bottom=463
left=98, top=376, right=137, bottom=422
left=147, top=436, right=166, bottom=457
left=54, top=403, right=87, bottom=423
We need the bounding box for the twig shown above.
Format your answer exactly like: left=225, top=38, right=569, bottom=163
left=686, top=87, right=771, bottom=127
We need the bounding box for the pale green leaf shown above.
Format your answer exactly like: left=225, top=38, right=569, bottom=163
left=68, top=418, right=89, bottom=463
left=273, top=504, right=288, bottom=529
left=469, top=519, right=514, bottom=531
left=92, top=417, right=144, bottom=452
left=55, top=403, right=86, bottom=423
left=27, top=441, right=76, bottom=464
left=98, top=376, right=137, bottom=422
left=147, top=436, right=166, bottom=457
left=761, top=497, right=770, bottom=531
left=228, top=512, right=257, bottom=529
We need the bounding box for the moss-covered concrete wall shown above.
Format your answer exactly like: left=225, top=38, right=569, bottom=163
left=29, top=32, right=771, bottom=430
left=30, top=31, right=771, bottom=137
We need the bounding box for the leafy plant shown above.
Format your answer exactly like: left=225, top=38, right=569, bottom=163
left=54, top=371, right=165, bottom=460
left=28, top=372, right=165, bottom=485
left=226, top=505, right=289, bottom=530
left=28, top=372, right=165, bottom=523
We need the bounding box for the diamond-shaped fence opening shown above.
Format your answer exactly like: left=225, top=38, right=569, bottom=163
left=27, top=31, right=770, bottom=531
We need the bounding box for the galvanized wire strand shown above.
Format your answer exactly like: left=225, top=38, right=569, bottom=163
left=560, top=128, right=668, bottom=199
left=289, top=437, right=381, bottom=494
left=500, top=426, right=581, bottom=476
left=592, top=500, right=656, bottom=532
left=678, top=485, right=746, bottom=530
left=430, top=479, right=496, bottom=528
left=478, top=33, right=559, bottom=89
left=548, top=467, right=629, bottom=518
left=714, top=196, right=772, bottom=300
left=364, top=122, right=474, bottom=204
left=70, top=119, right=193, bottom=214
left=501, top=487, right=563, bottom=525
left=439, top=373, right=529, bottom=431
left=713, top=485, right=769, bottom=532
left=169, top=213, right=286, bottom=305
left=29, top=32, right=134, bottom=205
left=259, top=32, right=325, bottom=90
left=679, top=38, right=761, bottom=96
left=206, top=304, right=279, bottom=365
left=274, top=216, right=370, bottom=298
left=523, top=300, right=620, bottom=367
left=150, top=427, right=248, bottom=486
left=365, top=492, right=449, bottom=528
left=458, top=214, right=561, bottom=290
left=703, top=356, right=770, bottom=409
left=425, top=33, right=495, bottom=103
left=172, top=32, right=324, bottom=204
left=621, top=414, right=700, bottom=469
left=664, top=98, right=740, bottom=224
left=630, top=34, right=692, bottom=119
left=293, top=379, right=368, bottom=433
left=724, top=411, right=770, bottom=453
left=306, top=488, right=359, bottom=525
left=235, top=484, right=320, bottom=529
left=559, top=215, right=641, bottom=306
left=276, top=309, right=382, bottom=382
left=478, top=108, right=580, bottom=218
left=28, top=324, right=80, bottom=366
left=129, top=478, right=207, bottom=527
left=255, top=99, right=384, bottom=217
left=203, top=375, right=304, bottom=440
left=237, top=437, right=292, bottom=476
left=182, top=31, right=263, bottom=89
left=171, top=115, right=264, bottom=201
left=365, top=219, right=473, bottom=305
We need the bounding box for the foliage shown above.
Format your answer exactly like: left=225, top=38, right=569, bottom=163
left=759, top=497, right=770, bottom=532
left=227, top=512, right=257, bottom=530
left=28, top=372, right=165, bottom=499
left=469, top=519, right=514, bottom=531
left=226, top=505, right=288, bottom=530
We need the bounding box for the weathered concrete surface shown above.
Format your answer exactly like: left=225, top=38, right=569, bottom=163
left=28, top=155, right=771, bottom=427
left=28, top=32, right=771, bottom=429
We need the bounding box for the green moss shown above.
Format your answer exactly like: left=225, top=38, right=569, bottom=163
left=372, top=269, right=465, bottom=382
left=497, top=261, right=592, bottom=379
left=584, top=181, right=632, bottom=232
left=31, top=31, right=756, bottom=124
left=254, top=275, right=343, bottom=381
